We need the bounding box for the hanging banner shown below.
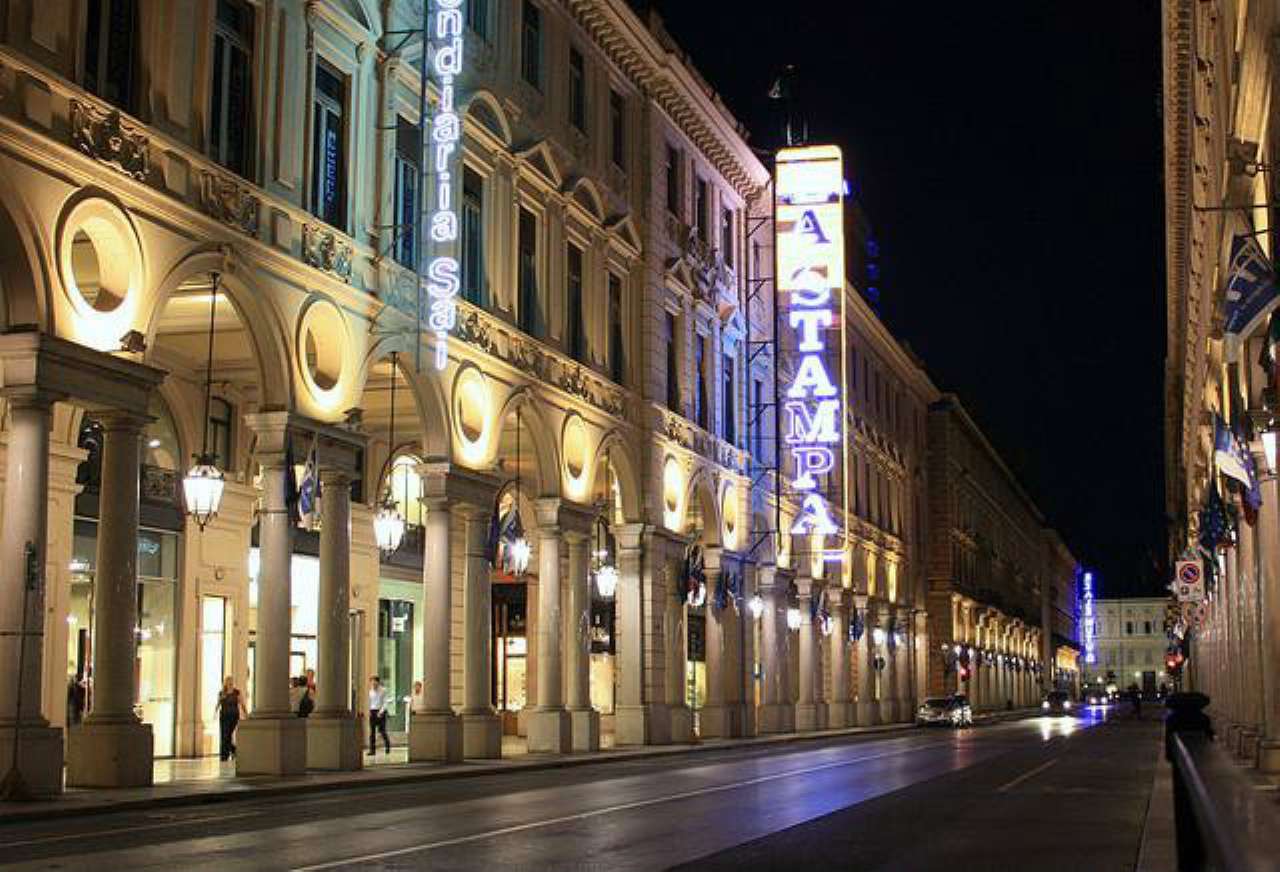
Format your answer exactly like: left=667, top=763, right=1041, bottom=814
left=776, top=145, right=848, bottom=562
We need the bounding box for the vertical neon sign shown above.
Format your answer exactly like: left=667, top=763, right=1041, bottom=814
left=426, top=0, right=465, bottom=370
left=1081, top=570, right=1096, bottom=665
left=776, top=146, right=847, bottom=561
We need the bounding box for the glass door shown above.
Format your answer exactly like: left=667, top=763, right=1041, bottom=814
left=200, top=596, right=231, bottom=755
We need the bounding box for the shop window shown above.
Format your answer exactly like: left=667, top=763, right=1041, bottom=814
left=521, top=0, right=541, bottom=89
left=568, top=47, right=586, bottom=132
left=210, top=0, right=255, bottom=179
left=310, top=60, right=347, bottom=230
left=84, top=0, right=139, bottom=112
left=378, top=599, right=415, bottom=727
left=566, top=243, right=585, bottom=362
left=393, top=117, right=420, bottom=269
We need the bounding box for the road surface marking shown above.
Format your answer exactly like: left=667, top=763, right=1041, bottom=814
left=0, top=810, right=260, bottom=848
left=996, top=758, right=1058, bottom=793
left=291, top=744, right=937, bottom=871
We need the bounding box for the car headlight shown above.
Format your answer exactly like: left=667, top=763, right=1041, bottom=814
left=1041, top=701, right=1050, bottom=710
left=1064, top=701, right=1072, bottom=710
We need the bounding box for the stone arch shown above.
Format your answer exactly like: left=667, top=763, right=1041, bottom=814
left=565, top=177, right=606, bottom=223
left=357, top=334, right=452, bottom=464
left=592, top=429, right=641, bottom=522
left=463, top=90, right=514, bottom=147
left=142, top=247, right=292, bottom=410
left=494, top=387, right=560, bottom=498
left=0, top=169, right=54, bottom=332
left=684, top=466, right=723, bottom=548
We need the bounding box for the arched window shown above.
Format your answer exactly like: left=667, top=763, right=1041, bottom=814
left=387, top=453, right=423, bottom=529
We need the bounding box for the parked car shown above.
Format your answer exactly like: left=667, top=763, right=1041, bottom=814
left=916, top=694, right=973, bottom=728
left=1041, top=690, right=1073, bottom=716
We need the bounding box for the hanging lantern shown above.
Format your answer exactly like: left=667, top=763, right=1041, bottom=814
left=508, top=534, right=532, bottom=575
left=184, top=272, right=225, bottom=530
left=373, top=494, right=406, bottom=556
left=818, top=612, right=834, bottom=637
left=872, top=626, right=887, bottom=647
left=591, top=508, right=618, bottom=599
left=748, top=592, right=765, bottom=620
left=595, top=563, right=619, bottom=599
left=786, top=606, right=801, bottom=631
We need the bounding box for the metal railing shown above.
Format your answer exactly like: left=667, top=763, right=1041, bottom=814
left=1166, top=693, right=1280, bottom=871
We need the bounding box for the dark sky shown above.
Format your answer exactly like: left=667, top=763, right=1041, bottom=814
left=647, top=1, right=1166, bottom=597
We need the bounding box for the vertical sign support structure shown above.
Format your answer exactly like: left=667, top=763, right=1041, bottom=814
left=775, top=146, right=849, bottom=567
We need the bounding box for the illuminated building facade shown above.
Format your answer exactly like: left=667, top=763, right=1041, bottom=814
left=1080, top=598, right=1171, bottom=693
left=925, top=396, right=1078, bottom=710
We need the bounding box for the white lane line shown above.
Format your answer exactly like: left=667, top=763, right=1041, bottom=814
left=996, top=758, right=1058, bottom=793
left=0, top=810, right=260, bottom=848
left=291, top=744, right=935, bottom=872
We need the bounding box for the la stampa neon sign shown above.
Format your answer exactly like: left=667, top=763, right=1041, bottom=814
left=776, top=146, right=847, bottom=555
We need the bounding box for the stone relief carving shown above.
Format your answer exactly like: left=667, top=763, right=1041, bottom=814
left=200, top=171, right=260, bottom=236
left=69, top=99, right=151, bottom=181
left=302, top=224, right=353, bottom=282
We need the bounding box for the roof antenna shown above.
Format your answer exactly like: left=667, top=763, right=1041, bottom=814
left=768, top=65, right=807, bottom=147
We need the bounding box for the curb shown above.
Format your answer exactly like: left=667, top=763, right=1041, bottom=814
left=0, top=709, right=1038, bottom=824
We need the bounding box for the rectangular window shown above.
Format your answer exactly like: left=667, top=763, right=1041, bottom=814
left=610, top=90, right=626, bottom=169
left=751, top=377, right=764, bottom=460
left=392, top=117, right=420, bottom=269
left=665, top=312, right=680, bottom=413
left=518, top=207, right=542, bottom=338
left=209, top=397, right=234, bottom=469
left=311, top=60, right=347, bottom=230
left=569, top=47, right=586, bottom=132
left=210, top=0, right=254, bottom=179
left=1125, top=621, right=1133, bottom=636
left=461, top=166, right=485, bottom=305
left=521, top=1, right=541, bottom=88
left=720, top=206, right=734, bottom=267
left=465, top=0, right=489, bottom=40
left=566, top=244, right=585, bottom=362
left=695, top=178, right=708, bottom=243
left=608, top=273, right=625, bottom=383
left=1143, top=621, right=1152, bottom=635
left=722, top=352, right=736, bottom=445
left=84, top=0, right=139, bottom=111
left=666, top=145, right=681, bottom=216
left=695, top=333, right=709, bottom=430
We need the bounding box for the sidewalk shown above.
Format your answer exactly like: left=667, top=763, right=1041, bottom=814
left=0, top=708, right=1036, bottom=823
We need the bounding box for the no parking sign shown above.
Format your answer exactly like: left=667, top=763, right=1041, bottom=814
left=1174, top=560, right=1204, bottom=602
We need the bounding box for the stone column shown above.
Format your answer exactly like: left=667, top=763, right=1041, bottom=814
left=895, top=609, right=912, bottom=720
left=740, top=563, right=759, bottom=737
left=700, top=558, right=728, bottom=738
left=855, top=599, right=878, bottom=726
left=1256, top=471, right=1280, bottom=772
left=795, top=577, right=820, bottom=731
left=461, top=505, right=502, bottom=758
left=236, top=418, right=306, bottom=775
left=757, top=569, right=794, bottom=733
left=1236, top=515, right=1261, bottom=759
left=68, top=412, right=153, bottom=787
left=827, top=589, right=850, bottom=727
left=721, top=562, right=746, bottom=737
left=0, top=394, right=63, bottom=795
left=881, top=612, right=898, bottom=724
left=307, top=470, right=361, bottom=770
left=613, top=524, right=654, bottom=745
left=564, top=529, right=600, bottom=751
left=409, top=493, right=462, bottom=761
left=664, top=557, right=693, bottom=742
left=527, top=499, right=571, bottom=752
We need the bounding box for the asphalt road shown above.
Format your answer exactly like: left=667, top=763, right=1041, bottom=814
left=0, top=709, right=1160, bottom=871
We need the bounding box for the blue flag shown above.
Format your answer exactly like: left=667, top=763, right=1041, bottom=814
left=1214, top=415, right=1251, bottom=486
left=1199, top=479, right=1230, bottom=552
left=297, top=435, right=320, bottom=530
left=1243, top=441, right=1263, bottom=525
left=1224, top=233, right=1278, bottom=334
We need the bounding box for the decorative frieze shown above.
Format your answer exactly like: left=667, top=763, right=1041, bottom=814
left=69, top=99, right=151, bottom=181
left=200, top=171, right=260, bottom=237
left=302, top=224, right=353, bottom=282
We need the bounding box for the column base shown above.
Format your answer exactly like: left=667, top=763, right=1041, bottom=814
left=306, top=714, right=363, bottom=771
left=1257, top=739, right=1280, bottom=773
left=699, top=704, right=730, bottom=738
left=669, top=704, right=694, bottom=743
left=826, top=701, right=850, bottom=729
left=879, top=700, right=900, bottom=724
left=1237, top=728, right=1260, bottom=761
left=569, top=708, right=601, bottom=752
left=0, top=724, right=63, bottom=797
left=409, top=711, right=463, bottom=763
left=527, top=708, right=572, bottom=753
left=855, top=701, right=880, bottom=727
left=614, top=704, right=658, bottom=746
left=234, top=715, right=306, bottom=776
left=796, top=702, right=821, bottom=732
left=462, top=712, right=503, bottom=759
left=67, top=720, right=153, bottom=787
left=758, top=703, right=795, bottom=734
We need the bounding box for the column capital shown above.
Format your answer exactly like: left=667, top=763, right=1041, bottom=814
left=418, top=463, right=502, bottom=510
left=2, top=387, right=65, bottom=410
left=318, top=467, right=353, bottom=488
left=93, top=409, right=153, bottom=433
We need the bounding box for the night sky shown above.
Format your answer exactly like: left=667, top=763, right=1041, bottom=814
left=646, top=1, right=1166, bottom=597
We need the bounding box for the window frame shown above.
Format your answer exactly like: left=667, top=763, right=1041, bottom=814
left=310, top=58, right=349, bottom=231
left=521, top=0, right=542, bottom=90
left=568, top=46, right=587, bottom=133
left=609, top=89, right=626, bottom=170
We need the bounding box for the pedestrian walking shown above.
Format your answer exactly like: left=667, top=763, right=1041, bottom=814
left=297, top=675, right=315, bottom=718
left=368, top=675, right=391, bottom=755
left=216, top=676, right=247, bottom=761
left=411, top=679, right=425, bottom=713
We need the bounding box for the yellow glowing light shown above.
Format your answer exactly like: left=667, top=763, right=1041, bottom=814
left=721, top=485, right=739, bottom=550
left=662, top=456, right=684, bottom=531
left=561, top=414, right=590, bottom=500
left=452, top=367, right=492, bottom=466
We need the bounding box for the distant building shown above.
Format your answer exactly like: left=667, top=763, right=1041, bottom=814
left=1080, top=599, right=1169, bottom=694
